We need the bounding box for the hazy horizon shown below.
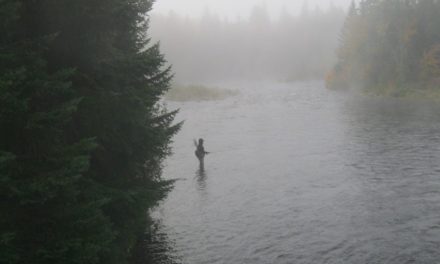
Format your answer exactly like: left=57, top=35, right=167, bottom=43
left=152, top=0, right=352, bottom=20
left=149, top=5, right=345, bottom=83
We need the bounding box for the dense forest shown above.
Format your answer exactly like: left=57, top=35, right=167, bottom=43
left=150, top=4, right=345, bottom=83
left=327, top=0, right=440, bottom=97
left=0, top=1, right=179, bottom=264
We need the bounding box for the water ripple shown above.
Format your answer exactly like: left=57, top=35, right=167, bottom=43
left=153, top=82, right=440, bottom=263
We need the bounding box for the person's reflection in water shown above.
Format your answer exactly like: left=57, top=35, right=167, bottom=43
left=194, top=138, right=209, bottom=192
left=196, top=165, right=207, bottom=191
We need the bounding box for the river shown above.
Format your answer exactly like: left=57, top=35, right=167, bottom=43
left=148, top=81, right=440, bottom=264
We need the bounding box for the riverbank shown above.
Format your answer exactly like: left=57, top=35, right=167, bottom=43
left=363, top=82, right=440, bottom=102
left=327, top=78, right=440, bottom=102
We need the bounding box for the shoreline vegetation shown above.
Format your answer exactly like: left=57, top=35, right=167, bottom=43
left=327, top=0, right=440, bottom=101
left=165, top=84, right=238, bottom=102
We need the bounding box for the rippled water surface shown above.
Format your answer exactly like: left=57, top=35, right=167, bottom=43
left=149, top=82, right=440, bottom=264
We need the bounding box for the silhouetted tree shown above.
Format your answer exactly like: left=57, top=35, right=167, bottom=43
left=0, top=1, right=180, bottom=264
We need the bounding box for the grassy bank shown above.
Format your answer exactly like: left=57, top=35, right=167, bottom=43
left=165, top=84, right=238, bottom=102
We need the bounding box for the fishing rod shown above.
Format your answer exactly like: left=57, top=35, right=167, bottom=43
left=193, top=138, right=210, bottom=154
left=193, top=139, right=243, bottom=155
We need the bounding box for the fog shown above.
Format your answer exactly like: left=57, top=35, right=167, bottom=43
left=149, top=2, right=440, bottom=264
left=152, top=0, right=352, bottom=20
left=149, top=3, right=346, bottom=83
left=8, top=1, right=440, bottom=264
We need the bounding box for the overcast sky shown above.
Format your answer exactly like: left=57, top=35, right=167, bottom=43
left=151, top=0, right=352, bottom=19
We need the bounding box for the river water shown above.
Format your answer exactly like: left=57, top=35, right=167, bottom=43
left=149, top=81, right=440, bottom=264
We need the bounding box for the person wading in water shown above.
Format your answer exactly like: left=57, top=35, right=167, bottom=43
left=195, top=138, right=209, bottom=168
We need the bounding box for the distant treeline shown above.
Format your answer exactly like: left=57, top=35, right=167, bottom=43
left=328, top=0, right=440, bottom=97
left=150, top=5, right=346, bottom=83
left=1, top=1, right=179, bottom=264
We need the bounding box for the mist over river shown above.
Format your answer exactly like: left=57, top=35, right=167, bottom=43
left=149, top=81, right=440, bottom=264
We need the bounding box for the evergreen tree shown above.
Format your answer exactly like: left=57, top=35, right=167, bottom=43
left=0, top=1, right=180, bottom=264
left=327, top=0, right=360, bottom=89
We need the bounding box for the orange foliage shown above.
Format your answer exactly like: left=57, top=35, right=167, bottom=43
left=422, top=44, right=440, bottom=78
